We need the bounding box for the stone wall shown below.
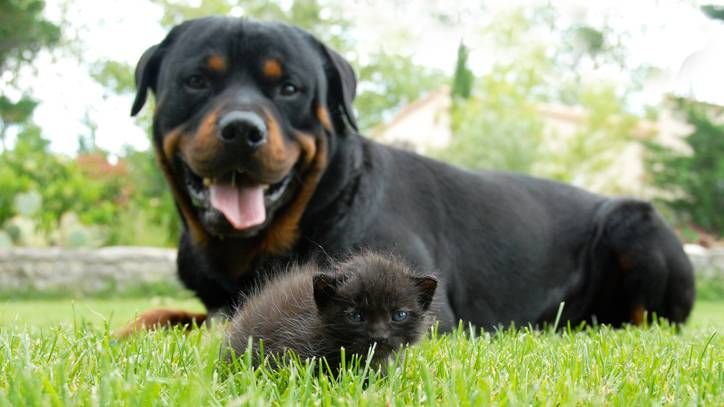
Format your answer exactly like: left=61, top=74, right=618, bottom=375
left=684, top=244, right=724, bottom=279
left=0, top=245, right=721, bottom=294
left=0, top=247, right=177, bottom=294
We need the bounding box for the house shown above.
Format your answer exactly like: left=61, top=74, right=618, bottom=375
left=370, top=87, right=701, bottom=196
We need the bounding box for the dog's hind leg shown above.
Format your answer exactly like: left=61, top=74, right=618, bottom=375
left=592, top=199, right=696, bottom=326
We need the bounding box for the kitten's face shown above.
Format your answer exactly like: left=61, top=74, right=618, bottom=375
left=313, top=255, right=437, bottom=362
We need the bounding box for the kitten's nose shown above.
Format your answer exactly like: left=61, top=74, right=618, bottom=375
left=369, top=329, right=390, bottom=344
left=370, top=336, right=389, bottom=345
left=369, top=322, right=389, bottom=344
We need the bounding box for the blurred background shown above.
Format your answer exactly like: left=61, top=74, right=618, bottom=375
left=0, top=1, right=722, bottom=302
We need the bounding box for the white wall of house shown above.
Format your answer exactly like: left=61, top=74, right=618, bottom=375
left=372, top=87, right=452, bottom=153
left=372, top=87, right=698, bottom=196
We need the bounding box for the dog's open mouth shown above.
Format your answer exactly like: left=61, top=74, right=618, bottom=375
left=182, top=162, right=295, bottom=234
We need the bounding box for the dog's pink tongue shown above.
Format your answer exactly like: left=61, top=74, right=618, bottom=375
left=209, top=184, right=266, bottom=230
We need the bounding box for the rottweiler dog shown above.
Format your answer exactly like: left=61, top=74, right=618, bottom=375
left=129, top=16, right=695, bottom=332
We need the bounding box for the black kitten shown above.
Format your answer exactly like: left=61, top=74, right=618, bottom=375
left=224, top=252, right=438, bottom=370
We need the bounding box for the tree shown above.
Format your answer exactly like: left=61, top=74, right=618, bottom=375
left=451, top=42, right=473, bottom=100
left=0, top=96, right=36, bottom=150
left=437, top=7, right=640, bottom=193
left=0, top=126, right=125, bottom=236
left=437, top=59, right=545, bottom=173
left=640, top=4, right=724, bottom=236
left=436, top=9, right=551, bottom=174
left=645, top=100, right=724, bottom=235
left=0, top=0, right=60, bottom=149
left=0, top=0, right=60, bottom=73
left=701, top=4, right=724, bottom=21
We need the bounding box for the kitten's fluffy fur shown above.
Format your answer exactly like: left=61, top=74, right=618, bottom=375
left=224, top=252, right=437, bottom=369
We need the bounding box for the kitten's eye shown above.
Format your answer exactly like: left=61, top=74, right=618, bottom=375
left=392, top=310, right=409, bottom=322
left=346, top=310, right=364, bottom=322
left=279, top=82, right=299, bottom=97
left=184, top=74, right=209, bottom=91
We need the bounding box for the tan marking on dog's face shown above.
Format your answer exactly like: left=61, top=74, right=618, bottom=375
left=178, top=110, right=223, bottom=176
left=258, top=131, right=327, bottom=255
left=157, top=129, right=208, bottom=245
left=316, top=104, right=333, bottom=132
left=262, top=59, right=283, bottom=79
left=207, top=54, right=227, bottom=73
left=179, top=107, right=301, bottom=184
left=618, top=254, right=635, bottom=272
left=631, top=304, right=646, bottom=326
left=256, top=108, right=302, bottom=182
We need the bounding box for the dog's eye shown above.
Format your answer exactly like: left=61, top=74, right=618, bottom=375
left=279, top=82, right=299, bottom=97
left=184, top=74, right=209, bottom=91
left=391, top=310, right=409, bottom=322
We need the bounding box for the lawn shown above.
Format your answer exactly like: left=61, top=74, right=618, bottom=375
left=0, top=298, right=722, bottom=406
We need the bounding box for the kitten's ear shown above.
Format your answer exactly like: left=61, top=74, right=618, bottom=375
left=412, top=276, right=438, bottom=311
left=313, top=273, right=341, bottom=308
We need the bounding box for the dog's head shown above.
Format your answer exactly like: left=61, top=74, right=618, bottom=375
left=131, top=17, right=357, bottom=243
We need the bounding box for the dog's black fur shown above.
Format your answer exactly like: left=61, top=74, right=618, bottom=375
left=131, top=17, right=695, bottom=330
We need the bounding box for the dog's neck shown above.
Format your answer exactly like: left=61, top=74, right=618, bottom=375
left=303, top=129, right=365, bottom=217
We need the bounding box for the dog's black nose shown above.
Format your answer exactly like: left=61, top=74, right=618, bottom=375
left=217, top=111, right=267, bottom=150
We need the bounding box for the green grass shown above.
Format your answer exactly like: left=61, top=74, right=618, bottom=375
left=0, top=297, right=203, bottom=327
left=0, top=300, right=722, bottom=406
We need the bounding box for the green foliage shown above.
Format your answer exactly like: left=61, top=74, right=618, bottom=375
left=436, top=13, right=552, bottom=173
left=0, top=0, right=181, bottom=247
left=572, top=26, right=605, bottom=56
left=0, top=96, right=36, bottom=126
left=0, top=0, right=60, bottom=73
left=153, top=0, right=349, bottom=49
left=645, top=101, right=724, bottom=235
left=0, top=0, right=60, bottom=148
left=0, top=144, right=181, bottom=247
left=537, top=86, right=635, bottom=192
left=90, top=60, right=135, bottom=94
left=437, top=7, right=637, bottom=193
left=451, top=42, right=473, bottom=100
left=437, top=61, right=545, bottom=173
left=111, top=147, right=180, bottom=246
left=701, top=4, right=724, bottom=21
left=356, top=53, right=445, bottom=131
left=0, top=300, right=721, bottom=404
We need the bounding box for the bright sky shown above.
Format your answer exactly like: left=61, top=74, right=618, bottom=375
left=8, top=0, right=724, bottom=156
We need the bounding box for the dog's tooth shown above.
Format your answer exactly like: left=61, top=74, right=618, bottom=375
left=262, top=184, right=270, bottom=191
left=203, top=178, right=212, bottom=187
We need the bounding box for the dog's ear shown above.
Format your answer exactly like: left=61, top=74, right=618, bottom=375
left=303, top=34, right=358, bottom=133
left=320, top=46, right=357, bottom=132
left=130, top=44, right=161, bottom=116
left=411, top=275, right=438, bottom=311
left=131, top=22, right=191, bottom=116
